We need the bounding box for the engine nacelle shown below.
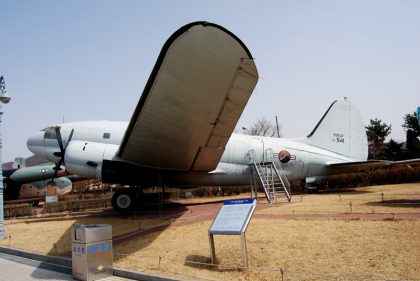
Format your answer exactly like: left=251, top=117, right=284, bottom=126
left=64, top=140, right=119, bottom=179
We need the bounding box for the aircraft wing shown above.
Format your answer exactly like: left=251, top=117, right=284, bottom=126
left=117, top=22, right=258, bottom=171
left=328, top=158, right=420, bottom=174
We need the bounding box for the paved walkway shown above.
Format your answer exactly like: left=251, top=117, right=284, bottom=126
left=0, top=253, right=131, bottom=281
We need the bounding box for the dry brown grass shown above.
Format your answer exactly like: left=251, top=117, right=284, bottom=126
left=0, top=216, right=167, bottom=256
left=114, top=219, right=420, bottom=281
left=1, top=183, right=419, bottom=281
left=257, top=183, right=420, bottom=215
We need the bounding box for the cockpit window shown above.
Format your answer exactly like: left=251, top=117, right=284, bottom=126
left=44, top=127, right=57, bottom=139
left=103, top=132, right=111, bottom=139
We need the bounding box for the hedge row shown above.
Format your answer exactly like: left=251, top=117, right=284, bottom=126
left=43, top=197, right=112, bottom=213
left=310, top=164, right=420, bottom=191
left=4, top=205, right=34, bottom=218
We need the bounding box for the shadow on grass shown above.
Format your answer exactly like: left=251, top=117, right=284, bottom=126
left=43, top=199, right=189, bottom=258
left=365, top=199, right=420, bottom=208
left=317, top=188, right=374, bottom=195
left=184, top=255, right=243, bottom=272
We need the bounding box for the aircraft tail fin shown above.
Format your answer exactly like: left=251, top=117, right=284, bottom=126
left=306, top=98, right=368, bottom=161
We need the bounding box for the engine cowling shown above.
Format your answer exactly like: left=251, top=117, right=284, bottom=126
left=64, top=140, right=118, bottom=179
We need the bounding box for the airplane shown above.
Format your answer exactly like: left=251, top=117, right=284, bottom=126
left=26, top=21, right=383, bottom=212
left=3, top=164, right=72, bottom=205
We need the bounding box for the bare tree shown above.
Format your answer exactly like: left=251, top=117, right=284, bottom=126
left=242, top=117, right=281, bottom=137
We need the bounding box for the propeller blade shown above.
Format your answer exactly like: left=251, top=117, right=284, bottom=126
left=52, top=158, right=64, bottom=181
left=53, top=151, right=63, bottom=157
left=55, top=126, right=64, bottom=153
left=62, top=128, right=74, bottom=166
left=52, top=127, right=74, bottom=181
left=53, top=163, right=62, bottom=171
left=64, top=129, right=74, bottom=151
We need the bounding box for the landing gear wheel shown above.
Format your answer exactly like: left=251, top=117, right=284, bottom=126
left=112, top=190, right=134, bottom=212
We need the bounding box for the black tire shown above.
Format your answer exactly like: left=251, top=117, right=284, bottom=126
left=112, top=190, right=135, bottom=212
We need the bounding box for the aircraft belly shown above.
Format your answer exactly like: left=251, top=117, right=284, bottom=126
left=101, top=160, right=250, bottom=187
left=307, top=163, right=328, bottom=178
left=168, top=163, right=250, bottom=186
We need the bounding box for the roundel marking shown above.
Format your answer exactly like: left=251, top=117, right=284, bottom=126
left=278, top=150, right=291, bottom=163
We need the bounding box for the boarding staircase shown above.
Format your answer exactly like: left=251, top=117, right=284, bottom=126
left=248, top=149, right=291, bottom=203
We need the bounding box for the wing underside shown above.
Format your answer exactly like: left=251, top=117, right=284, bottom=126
left=117, top=22, right=258, bottom=171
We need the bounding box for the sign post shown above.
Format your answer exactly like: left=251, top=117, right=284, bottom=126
left=208, top=198, right=256, bottom=267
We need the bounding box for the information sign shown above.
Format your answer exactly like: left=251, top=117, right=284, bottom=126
left=209, top=198, right=256, bottom=235
left=208, top=198, right=256, bottom=267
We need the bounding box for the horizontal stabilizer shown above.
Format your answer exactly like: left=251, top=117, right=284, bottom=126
left=328, top=158, right=420, bottom=174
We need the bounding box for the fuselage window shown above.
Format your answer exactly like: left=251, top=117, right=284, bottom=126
left=103, top=132, right=111, bottom=139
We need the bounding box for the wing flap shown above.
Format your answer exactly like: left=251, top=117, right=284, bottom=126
left=192, top=147, right=225, bottom=171
left=191, top=58, right=258, bottom=171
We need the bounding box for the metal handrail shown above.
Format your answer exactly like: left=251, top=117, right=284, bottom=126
left=248, top=148, right=291, bottom=203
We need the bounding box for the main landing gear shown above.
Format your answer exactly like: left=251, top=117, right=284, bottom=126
left=111, top=189, right=144, bottom=212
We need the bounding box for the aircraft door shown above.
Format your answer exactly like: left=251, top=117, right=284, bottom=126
left=250, top=138, right=264, bottom=163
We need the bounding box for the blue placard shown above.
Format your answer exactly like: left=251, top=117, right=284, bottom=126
left=224, top=198, right=255, bottom=205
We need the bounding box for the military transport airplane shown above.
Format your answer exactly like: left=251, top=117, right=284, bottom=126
left=3, top=164, right=72, bottom=205
left=26, top=21, right=381, bottom=211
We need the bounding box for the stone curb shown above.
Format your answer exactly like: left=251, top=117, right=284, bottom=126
left=0, top=245, right=191, bottom=281
left=0, top=245, right=72, bottom=267
left=113, top=268, right=192, bottom=281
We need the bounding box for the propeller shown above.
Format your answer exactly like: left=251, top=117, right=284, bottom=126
left=52, top=126, right=74, bottom=180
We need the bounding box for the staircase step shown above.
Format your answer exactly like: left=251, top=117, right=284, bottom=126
left=251, top=160, right=291, bottom=204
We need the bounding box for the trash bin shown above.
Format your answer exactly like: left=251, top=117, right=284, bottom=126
left=72, top=224, right=113, bottom=281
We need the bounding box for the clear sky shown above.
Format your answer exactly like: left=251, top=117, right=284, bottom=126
left=1, top=0, right=419, bottom=162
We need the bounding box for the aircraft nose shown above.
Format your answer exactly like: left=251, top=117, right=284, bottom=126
left=26, top=130, right=45, bottom=154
